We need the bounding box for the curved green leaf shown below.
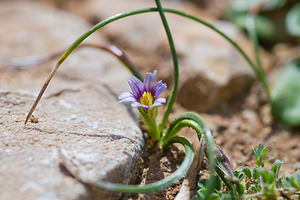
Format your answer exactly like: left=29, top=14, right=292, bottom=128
left=89, top=136, right=194, bottom=193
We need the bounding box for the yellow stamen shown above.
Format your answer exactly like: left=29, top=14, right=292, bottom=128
left=139, top=92, right=153, bottom=107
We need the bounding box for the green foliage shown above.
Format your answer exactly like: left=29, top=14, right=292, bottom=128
left=195, top=144, right=300, bottom=200
left=239, top=0, right=300, bottom=128
left=286, top=3, right=300, bottom=36
left=227, top=0, right=300, bottom=43
left=271, top=59, right=300, bottom=127
left=252, top=144, right=274, bottom=167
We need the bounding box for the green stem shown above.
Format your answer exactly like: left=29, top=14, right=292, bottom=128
left=246, top=15, right=263, bottom=71
left=162, top=112, right=216, bottom=200
left=26, top=7, right=270, bottom=125
left=246, top=14, right=270, bottom=100
left=138, top=108, right=159, bottom=140
left=161, top=119, right=203, bottom=142
left=154, top=0, right=179, bottom=135
left=87, top=136, right=194, bottom=193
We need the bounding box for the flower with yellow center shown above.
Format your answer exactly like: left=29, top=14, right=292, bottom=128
left=139, top=92, right=154, bottom=107
left=119, top=70, right=167, bottom=110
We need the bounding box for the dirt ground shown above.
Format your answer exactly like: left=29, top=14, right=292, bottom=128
left=122, top=145, right=185, bottom=200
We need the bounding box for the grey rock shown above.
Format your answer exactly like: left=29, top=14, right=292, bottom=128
left=0, top=1, right=144, bottom=200
left=174, top=21, right=256, bottom=113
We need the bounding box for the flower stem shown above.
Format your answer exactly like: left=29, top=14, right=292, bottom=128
left=154, top=0, right=179, bottom=136
left=138, top=108, right=159, bottom=140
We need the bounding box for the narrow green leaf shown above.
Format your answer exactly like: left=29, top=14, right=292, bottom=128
left=258, top=168, right=275, bottom=184
left=242, top=166, right=252, bottom=179
left=271, top=160, right=282, bottom=178
left=221, top=194, right=234, bottom=200
left=253, top=168, right=260, bottom=180
left=198, top=179, right=209, bottom=188
left=208, top=193, right=219, bottom=200
left=238, top=172, right=246, bottom=182
left=236, top=183, right=245, bottom=196
left=215, top=176, right=222, bottom=191
left=294, top=171, right=300, bottom=188
left=282, top=177, right=293, bottom=188
left=249, top=185, right=258, bottom=193
left=277, top=177, right=284, bottom=187
left=290, top=177, right=299, bottom=189
left=263, top=157, right=275, bottom=165
left=233, top=170, right=240, bottom=178
left=261, top=146, right=269, bottom=160
left=91, top=136, right=194, bottom=193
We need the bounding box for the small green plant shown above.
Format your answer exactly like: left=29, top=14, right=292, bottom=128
left=23, top=0, right=299, bottom=198
left=195, top=144, right=300, bottom=200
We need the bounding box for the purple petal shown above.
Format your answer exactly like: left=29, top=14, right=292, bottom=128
left=152, top=81, right=167, bottom=98
left=152, top=80, right=163, bottom=92
left=131, top=102, right=149, bottom=109
left=119, top=92, right=137, bottom=102
left=128, top=76, right=144, bottom=98
left=150, top=97, right=166, bottom=109
left=144, top=70, right=157, bottom=92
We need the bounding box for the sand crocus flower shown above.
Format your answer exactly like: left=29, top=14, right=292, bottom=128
left=119, top=70, right=167, bottom=110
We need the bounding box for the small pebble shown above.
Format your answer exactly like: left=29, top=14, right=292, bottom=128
left=30, top=115, right=39, bottom=123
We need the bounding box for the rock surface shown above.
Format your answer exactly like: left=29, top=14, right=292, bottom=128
left=174, top=21, right=257, bottom=113
left=0, top=1, right=144, bottom=200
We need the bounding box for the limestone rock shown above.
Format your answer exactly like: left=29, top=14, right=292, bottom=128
left=174, top=21, right=258, bottom=113
left=0, top=1, right=144, bottom=200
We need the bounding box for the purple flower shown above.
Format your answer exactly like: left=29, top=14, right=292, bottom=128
left=119, top=70, right=167, bottom=110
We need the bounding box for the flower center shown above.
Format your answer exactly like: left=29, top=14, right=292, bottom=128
left=139, top=92, right=153, bottom=107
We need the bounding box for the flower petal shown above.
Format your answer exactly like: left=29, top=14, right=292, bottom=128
left=131, top=102, right=149, bottom=109
left=154, top=97, right=166, bottom=103
left=128, top=76, right=144, bottom=98
left=152, top=80, right=167, bottom=99
left=144, top=70, right=157, bottom=92
left=152, top=80, right=162, bottom=92
left=118, top=92, right=137, bottom=102
left=150, top=97, right=166, bottom=109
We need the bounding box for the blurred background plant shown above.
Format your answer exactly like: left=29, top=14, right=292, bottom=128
left=227, top=0, right=300, bottom=45
left=226, top=0, right=300, bottom=127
